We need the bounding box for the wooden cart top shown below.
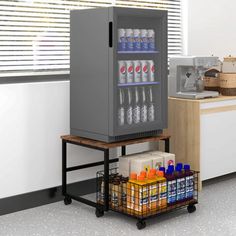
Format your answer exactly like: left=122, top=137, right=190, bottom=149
left=61, top=134, right=170, bottom=150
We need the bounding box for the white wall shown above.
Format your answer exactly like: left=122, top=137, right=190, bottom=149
left=188, top=0, right=236, bottom=59
left=0, top=81, right=152, bottom=199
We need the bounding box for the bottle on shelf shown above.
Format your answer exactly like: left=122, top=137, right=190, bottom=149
left=141, top=87, right=148, bottom=123
left=148, top=87, right=155, bottom=122
left=126, top=29, right=134, bottom=51
left=126, top=61, right=134, bottom=83
left=133, top=29, right=141, bottom=51
left=147, top=29, right=155, bottom=51
left=133, top=87, right=141, bottom=124
left=126, top=88, right=133, bottom=125
left=133, top=60, right=141, bottom=83
left=118, top=29, right=126, bottom=51
left=118, top=89, right=125, bottom=126
left=148, top=60, right=155, bottom=82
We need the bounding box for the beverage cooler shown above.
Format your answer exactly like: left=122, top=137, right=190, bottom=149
left=70, top=7, right=167, bottom=142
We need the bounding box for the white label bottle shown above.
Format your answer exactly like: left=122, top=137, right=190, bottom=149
left=133, top=87, right=141, bottom=124
left=118, top=89, right=125, bottom=126
left=148, top=87, right=155, bottom=122
left=141, top=87, right=147, bottom=123
left=126, top=88, right=133, bottom=125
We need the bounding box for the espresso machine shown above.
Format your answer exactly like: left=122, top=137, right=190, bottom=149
left=169, top=56, right=219, bottom=99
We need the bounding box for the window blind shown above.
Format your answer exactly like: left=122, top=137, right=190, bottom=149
left=0, top=0, right=182, bottom=77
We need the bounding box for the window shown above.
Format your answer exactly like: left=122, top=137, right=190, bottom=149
left=0, top=0, right=182, bottom=78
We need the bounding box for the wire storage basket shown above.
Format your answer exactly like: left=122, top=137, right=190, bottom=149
left=96, top=168, right=199, bottom=229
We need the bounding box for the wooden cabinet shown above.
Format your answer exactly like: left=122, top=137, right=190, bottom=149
left=168, top=96, right=236, bottom=188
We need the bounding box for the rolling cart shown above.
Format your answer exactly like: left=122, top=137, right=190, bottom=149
left=61, top=135, right=198, bottom=229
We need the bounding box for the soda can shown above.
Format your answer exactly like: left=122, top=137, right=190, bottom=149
left=140, top=29, right=148, bottom=51
left=125, top=29, right=134, bottom=51
left=133, top=29, right=141, bottom=51
left=133, top=60, right=141, bottom=83
left=126, top=61, right=134, bottom=83
left=141, top=60, right=148, bottom=82
left=118, top=61, right=126, bottom=84
left=118, top=28, right=126, bottom=51
left=148, top=60, right=155, bottom=82
left=147, top=29, right=155, bottom=51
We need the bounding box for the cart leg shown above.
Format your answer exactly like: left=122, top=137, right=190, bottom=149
left=165, top=138, right=170, bottom=153
left=136, top=220, right=146, bottom=230
left=121, top=146, right=126, bottom=156
left=104, top=149, right=109, bottom=212
left=95, top=206, right=104, bottom=218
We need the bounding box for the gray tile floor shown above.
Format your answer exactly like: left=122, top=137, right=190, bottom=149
left=0, top=174, right=236, bottom=236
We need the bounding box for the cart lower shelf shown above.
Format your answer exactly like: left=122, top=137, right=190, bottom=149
left=96, top=199, right=197, bottom=229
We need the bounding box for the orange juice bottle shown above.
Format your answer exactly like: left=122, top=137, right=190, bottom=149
left=134, top=175, right=149, bottom=216
left=127, top=172, right=137, bottom=214
left=148, top=172, right=158, bottom=212
left=156, top=170, right=167, bottom=209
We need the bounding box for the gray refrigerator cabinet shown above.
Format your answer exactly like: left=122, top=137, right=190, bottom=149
left=70, top=7, right=168, bottom=142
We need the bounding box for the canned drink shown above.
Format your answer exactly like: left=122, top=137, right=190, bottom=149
left=133, top=29, right=141, bottom=51
left=148, top=60, right=155, bottom=82
left=118, top=61, right=126, bottom=84
left=125, top=29, right=134, bottom=51
left=141, top=60, right=148, bottom=82
left=147, top=29, right=155, bottom=51
left=140, top=29, right=148, bottom=51
left=133, top=60, right=141, bottom=82
left=118, top=29, right=126, bottom=51
left=126, top=61, right=134, bottom=83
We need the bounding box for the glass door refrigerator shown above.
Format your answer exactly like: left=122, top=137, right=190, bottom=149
left=70, top=7, right=167, bottom=142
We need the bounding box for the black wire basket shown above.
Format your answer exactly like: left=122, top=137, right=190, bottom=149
left=96, top=168, right=199, bottom=222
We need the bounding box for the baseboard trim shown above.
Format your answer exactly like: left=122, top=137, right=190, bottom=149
left=0, top=178, right=96, bottom=216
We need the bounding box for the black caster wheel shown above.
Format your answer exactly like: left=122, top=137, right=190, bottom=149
left=136, top=220, right=146, bottom=230
left=95, top=208, right=104, bottom=218
left=64, top=196, right=72, bottom=205
left=187, top=204, right=196, bottom=213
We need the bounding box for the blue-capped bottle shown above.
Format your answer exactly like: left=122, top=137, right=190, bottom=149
left=165, top=165, right=176, bottom=205
left=175, top=163, right=186, bottom=202
left=184, top=164, right=194, bottom=199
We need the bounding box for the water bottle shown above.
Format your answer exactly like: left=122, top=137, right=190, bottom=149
left=148, top=87, right=155, bottom=122
left=133, top=87, right=141, bottom=124
left=126, top=88, right=133, bottom=125
left=118, top=89, right=125, bottom=126
left=141, top=87, right=147, bottom=123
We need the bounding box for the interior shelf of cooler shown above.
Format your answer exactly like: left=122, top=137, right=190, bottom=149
left=118, top=81, right=160, bottom=87
left=117, top=50, right=159, bottom=54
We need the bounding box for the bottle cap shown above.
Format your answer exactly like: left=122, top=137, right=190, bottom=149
left=166, top=169, right=173, bottom=175
left=137, top=175, right=145, bottom=181
left=176, top=163, right=183, bottom=170
left=140, top=171, right=147, bottom=178
left=159, top=167, right=165, bottom=172
left=130, top=172, right=137, bottom=180
left=157, top=170, right=164, bottom=177
left=184, top=164, right=190, bottom=171
left=167, top=165, right=174, bottom=172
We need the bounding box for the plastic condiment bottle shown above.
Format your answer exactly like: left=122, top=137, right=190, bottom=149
left=135, top=175, right=149, bottom=215
left=175, top=163, right=186, bottom=202
left=148, top=172, right=158, bottom=212
left=156, top=170, right=167, bottom=208
left=140, top=170, right=147, bottom=178
left=150, top=168, right=157, bottom=176
left=127, top=172, right=137, bottom=213
left=184, top=164, right=194, bottom=200
left=165, top=167, right=177, bottom=206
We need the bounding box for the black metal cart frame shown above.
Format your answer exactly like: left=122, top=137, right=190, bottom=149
left=61, top=136, right=170, bottom=213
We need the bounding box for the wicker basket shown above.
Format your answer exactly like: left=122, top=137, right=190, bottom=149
left=203, top=76, right=220, bottom=92
left=219, top=73, right=236, bottom=96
